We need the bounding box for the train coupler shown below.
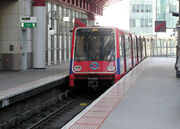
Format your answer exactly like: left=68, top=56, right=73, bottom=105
left=88, top=78, right=98, bottom=88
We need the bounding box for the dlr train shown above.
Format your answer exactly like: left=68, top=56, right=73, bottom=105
left=69, top=26, right=150, bottom=89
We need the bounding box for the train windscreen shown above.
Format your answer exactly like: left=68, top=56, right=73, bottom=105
left=74, top=28, right=116, bottom=61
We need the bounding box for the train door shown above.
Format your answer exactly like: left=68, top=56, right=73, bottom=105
left=119, top=32, right=125, bottom=75
left=135, top=36, right=139, bottom=64
left=139, top=37, right=143, bottom=61
left=141, top=37, right=146, bottom=60
left=146, top=38, right=150, bottom=57
left=125, top=35, right=132, bottom=72
left=143, top=37, right=147, bottom=58
left=136, top=36, right=141, bottom=63
left=129, top=34, right=134, bottom=67
left=141, top=37, right=144, bottom=59
left=132, top=35, right=137, bottom=66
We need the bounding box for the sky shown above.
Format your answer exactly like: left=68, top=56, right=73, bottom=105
left=96, top=0, right=129, bottom=30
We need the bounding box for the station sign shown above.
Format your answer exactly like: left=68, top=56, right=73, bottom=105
left=20, top=16, right=37, bottom=28
left=155, top=21, right=166, bottom=32
left=20, top=23, right=36, bottom=28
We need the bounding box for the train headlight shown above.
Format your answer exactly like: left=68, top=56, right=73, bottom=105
left=107, top=65, right=115, bottom=72
left=74, top=66, right=82, bottom=71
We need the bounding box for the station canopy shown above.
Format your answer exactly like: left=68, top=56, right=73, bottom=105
left=89, top=0, right=122, bottom=9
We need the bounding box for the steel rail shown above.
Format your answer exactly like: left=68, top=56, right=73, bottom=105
left=27, top=96, right=80, bottom=129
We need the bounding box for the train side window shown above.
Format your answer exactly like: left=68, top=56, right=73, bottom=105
left=124, top=35, right=131, bottom=71
left=138, top=37, right=142, bottom=59
left=133, top=37, right=136, bottom=53
left=119, top=33, right=125, bottom=74
left=125, top=35, right=131, bottom=60
left=119, top=35, right=124, bottom=59
left=133, top=36, right=137, bottom=63
left=128, top=36, right=131, bottom=58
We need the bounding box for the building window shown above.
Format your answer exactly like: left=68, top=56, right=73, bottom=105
left=141, top=4, right=144, bottom=12
left=145, top=5, right=148, bottom=12
left=145, top=19, right=148, bottom=27
left=148, top=19, right=152, bottom=27
left=141, top=19, right=152, bottom=28
left=141, top=19, right=144, bottom=27
left=148, top=5, right=152, bottom=12
left=136, top=4, right=140, bottom=12
left=132, top=4, right=136, bottom=12
left=130, top=19, right=136, bottom=27
left=168, top=5, right=176, bottom=13
left=144, top=4, right=152, bottom=13
left=132, top=4, right=149, bottom=13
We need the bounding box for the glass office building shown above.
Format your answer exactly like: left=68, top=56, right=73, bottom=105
left=129, top=0, right=177, bottom=35
left=129, top=0, right=154, bottom=35
left=156, top=0, right=177, bottom=29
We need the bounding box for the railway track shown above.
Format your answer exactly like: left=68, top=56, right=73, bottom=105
left=10, top=83, right=109, bottom=129
left=12, top=94, right=96, bottom=129
left=28, top=96, right=81, bottom=129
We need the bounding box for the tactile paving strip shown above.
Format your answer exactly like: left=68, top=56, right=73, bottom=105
left=77, top=117, right=104, bottom=125
left=65, top=59, right=149, bottom=129
left=84, top=111, right=108, bottom=118
left=70, top=124, right=99, bottom=129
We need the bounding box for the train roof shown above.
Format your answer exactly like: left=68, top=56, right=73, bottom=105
left=74, top=26, right=143, bottom=36
left=75, top=26, right=134, bottom=33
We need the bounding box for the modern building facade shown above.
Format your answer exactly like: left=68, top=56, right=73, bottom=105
left=156, top=0, right=177, bottom=29
left=129, top=0, right=154, bottom=35
left=129, top=0, right=177, bottom=35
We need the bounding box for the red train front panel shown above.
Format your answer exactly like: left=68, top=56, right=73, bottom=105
left=69, top=27, right=121, bottom=87
left=73, top=61, right=116, bottom=73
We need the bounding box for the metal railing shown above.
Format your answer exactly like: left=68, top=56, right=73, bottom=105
left=152, top=38, right=176, bottom=57
left=145, top=36, right=177, bottom=57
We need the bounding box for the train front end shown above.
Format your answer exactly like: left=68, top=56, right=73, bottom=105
left=69, top=27, right=119, bottom=88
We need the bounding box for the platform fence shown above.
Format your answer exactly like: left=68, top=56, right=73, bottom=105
left=147, top=37, right=177, bottom=58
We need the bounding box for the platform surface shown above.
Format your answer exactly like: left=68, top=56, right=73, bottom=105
left=63, top=57, right=180, bottom=129
left=0, top=62, right=69, bottom=100
left=101, top=57, right=180, bottom=129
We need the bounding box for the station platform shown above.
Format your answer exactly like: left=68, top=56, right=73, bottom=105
left=63, top=57, right=180, bottom=129
left=0, top=62, right=69, bottom=108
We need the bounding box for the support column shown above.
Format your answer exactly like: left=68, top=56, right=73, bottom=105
left=176, top=1, right=180, bottom=77
left=33, top=0, right=46, bottom=68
